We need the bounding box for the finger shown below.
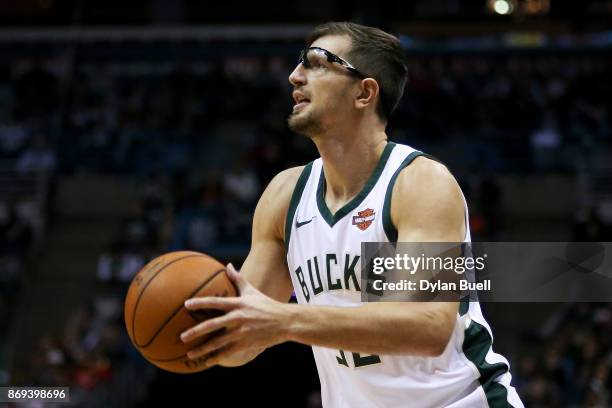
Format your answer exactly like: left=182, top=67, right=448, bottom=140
left=201, top=343, right=242, bottom=368
left=181, top=311, right=240, bottom=343
left=226, top=263, right=248, bottom=293
left=186, top=329, right=241, bottom=360
left=184, top=296, right=241, bottom=311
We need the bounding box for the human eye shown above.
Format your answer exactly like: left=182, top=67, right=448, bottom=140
left=305, top=52, right=327, bottom=71
left=310, top=59, right=325, bottom=69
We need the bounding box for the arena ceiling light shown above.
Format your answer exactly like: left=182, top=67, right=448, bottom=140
left=489, top=0, right=516, bottom=15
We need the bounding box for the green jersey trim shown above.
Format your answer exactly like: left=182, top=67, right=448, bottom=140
left=463, top=320, right=513, bottom=408
left=285, top=162, right=314, bottom=254
left=381, top=150, right=424, bottom=242
left=316, top=142, right=396, bottom=228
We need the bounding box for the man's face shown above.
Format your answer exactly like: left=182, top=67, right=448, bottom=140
left=287, top=35, right=360, bottom=136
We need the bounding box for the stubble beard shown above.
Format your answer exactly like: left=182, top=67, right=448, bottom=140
left=288, top=108, right=323, bottom=137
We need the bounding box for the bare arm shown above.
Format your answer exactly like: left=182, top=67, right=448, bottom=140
left=239, top=166, right=303, bottom=302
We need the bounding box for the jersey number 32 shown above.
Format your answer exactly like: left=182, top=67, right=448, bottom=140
left=336, top=350, right=381, bottom=368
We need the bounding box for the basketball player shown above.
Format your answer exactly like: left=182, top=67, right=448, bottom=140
left=180, top=22, right=524, bottom=407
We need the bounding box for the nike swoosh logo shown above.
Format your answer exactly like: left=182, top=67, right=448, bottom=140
left=296, top=217, right=315, bottom=228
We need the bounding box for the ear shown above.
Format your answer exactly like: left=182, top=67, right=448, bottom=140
left=354, top=78, right=379, bottom=112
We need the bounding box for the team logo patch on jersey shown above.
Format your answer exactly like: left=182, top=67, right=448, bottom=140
left=352, top=208, right=375, bottom=231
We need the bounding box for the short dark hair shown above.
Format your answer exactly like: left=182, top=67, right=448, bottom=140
left=306, top=22, right=408, bottom=122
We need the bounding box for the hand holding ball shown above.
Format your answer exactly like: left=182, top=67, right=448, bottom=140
left=124, top=251, right=237, bottom=373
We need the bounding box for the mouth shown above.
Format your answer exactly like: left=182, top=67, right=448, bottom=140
left=293, top=101, right=310, bottom=112
left=292, top=91, right=311, bottom=112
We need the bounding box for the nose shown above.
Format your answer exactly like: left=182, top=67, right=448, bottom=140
left=288, top=63, right=307, bottom=87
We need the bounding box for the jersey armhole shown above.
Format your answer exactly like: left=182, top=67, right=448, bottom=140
left=382, top=152, right=467, bottom=243
left=382, top=151, right=426, bottom=242
left=284, top=162, right=314, bottom=253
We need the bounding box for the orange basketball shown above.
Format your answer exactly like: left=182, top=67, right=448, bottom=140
left=124, top=251, right=237, bottom=373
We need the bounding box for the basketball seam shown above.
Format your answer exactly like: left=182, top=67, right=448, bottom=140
left=130, top=253, right=216, bottom=346
left=135, top=267, right=227, bottom=349
left=146, top=353, right=195, bottom=362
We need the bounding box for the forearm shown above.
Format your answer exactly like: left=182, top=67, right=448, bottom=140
left=284, top=302, right=457, bottom=357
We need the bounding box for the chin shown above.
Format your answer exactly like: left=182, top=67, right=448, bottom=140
left=288, top=112, right=311, bottom=134
left=288, top=107, right=325, bottom=136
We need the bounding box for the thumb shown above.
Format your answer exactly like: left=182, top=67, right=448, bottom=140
left=225, top=263, right=248, bottom=294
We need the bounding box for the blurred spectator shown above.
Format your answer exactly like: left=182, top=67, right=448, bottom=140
left=467, top=177, right=504, bottom=240
left=23, top=297, right=146, bottom=407
left=0, top=119, right=29, bottom=159
left=222, top=156, right=260, bottom=242
left=516, top=303, right=612, bottom=407
left=0, top=201, right=33, bottom=285
left=531, top=113, right=561, bottom=171
left=16, top=133, right=57, bottom=174
left=169, top=176, right=222, bottom=252
left=223, top=157, right=260, bottom=206
left=97, top=242, right=146, bottom=285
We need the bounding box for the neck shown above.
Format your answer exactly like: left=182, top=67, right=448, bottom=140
left=311, top=122, right=388, bottom=213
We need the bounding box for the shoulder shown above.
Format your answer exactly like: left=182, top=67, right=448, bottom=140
left=394, top=156, right=459, bottom=195
left=259, top=166, right=307, bottom=217
left=390, top=156, right=465, bottom=240
left=254, top=165, right=308, bottom=240
left=263, top=166, right=306, bottom=198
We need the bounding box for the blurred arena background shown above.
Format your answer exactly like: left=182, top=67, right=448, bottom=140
left=0, top=0, right=611, bottom=406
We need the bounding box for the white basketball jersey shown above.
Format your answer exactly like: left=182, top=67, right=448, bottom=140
left=285, top=142, right=523, bottom=408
